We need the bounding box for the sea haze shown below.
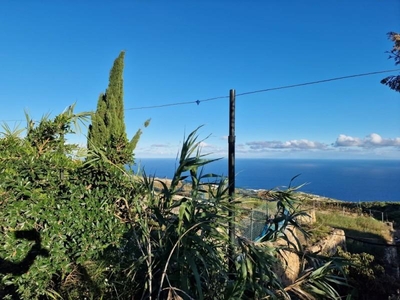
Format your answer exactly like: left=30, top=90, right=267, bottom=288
left=133, top=159, right=400, bottom=202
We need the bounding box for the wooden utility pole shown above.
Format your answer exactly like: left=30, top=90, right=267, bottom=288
left=228, top=89, right=236, bottom=273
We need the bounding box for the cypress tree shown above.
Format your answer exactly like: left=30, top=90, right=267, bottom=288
left=88, top=51, right=144, bottom=165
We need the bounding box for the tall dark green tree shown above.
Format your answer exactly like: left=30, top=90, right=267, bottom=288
left=88, top=51, right=148, bottom=165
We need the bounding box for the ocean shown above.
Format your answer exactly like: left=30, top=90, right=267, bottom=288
left=133, top=158, right=400, bottom=202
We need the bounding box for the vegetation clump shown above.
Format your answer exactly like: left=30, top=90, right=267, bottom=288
left=0, top=115, right=350, bottom=299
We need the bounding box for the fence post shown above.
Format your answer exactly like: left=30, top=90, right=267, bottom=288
left=250, top=209, right=254, bottom=240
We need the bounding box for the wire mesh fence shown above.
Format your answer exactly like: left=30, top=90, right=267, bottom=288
left=238, top=203, right=278, bottom=241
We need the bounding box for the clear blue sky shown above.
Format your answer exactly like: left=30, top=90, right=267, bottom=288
left=1, top=0, right=399, bottom=159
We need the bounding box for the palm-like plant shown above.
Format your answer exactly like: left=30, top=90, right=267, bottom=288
left=110, top=127, right=232, bottom=300
left=106, top=127, right=348, bottom=299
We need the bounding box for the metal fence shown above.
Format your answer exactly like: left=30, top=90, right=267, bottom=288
left=238, top=204, right=278, bottom=241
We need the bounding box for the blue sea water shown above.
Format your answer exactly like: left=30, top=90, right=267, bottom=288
left=133, top=158, right=400, bottom=202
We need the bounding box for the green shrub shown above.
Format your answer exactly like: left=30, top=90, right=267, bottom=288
left=0, top=108, right=133, bottom=299
left=0, top=114, right=348, bottom=299
left=336, top=247, right=400, bottom=299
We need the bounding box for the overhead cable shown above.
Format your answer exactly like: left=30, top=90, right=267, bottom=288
left=1, top=68, right=399, bottom=122
left=125, top=95, right=228, bottom=110
left=126, top=68, right=400, bottom=110
left=236, top=69, right=400, bottom=97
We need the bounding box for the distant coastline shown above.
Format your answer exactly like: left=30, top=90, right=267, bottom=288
left=133, top=158, right=400, bottom=202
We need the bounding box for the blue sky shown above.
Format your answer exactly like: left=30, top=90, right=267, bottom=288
left=1, top=0, right=399, bottom=159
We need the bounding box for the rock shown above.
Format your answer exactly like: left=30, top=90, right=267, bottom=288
left=308, top=228, right=347, bottom=256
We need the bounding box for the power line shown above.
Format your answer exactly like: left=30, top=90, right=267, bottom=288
left=236, top=69, right=400, bottom=97
left=125, top=95, right=229, bottom=110
left=125, top=68, right=399, bottom=110
left=1, top=68, right=399, bottom=122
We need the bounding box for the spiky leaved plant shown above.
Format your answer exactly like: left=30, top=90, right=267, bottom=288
left=224, top=178, right=350, bottom=299
left=107, top=127, right=233, bottom=300
left=104, top=128, right=349, bottom=299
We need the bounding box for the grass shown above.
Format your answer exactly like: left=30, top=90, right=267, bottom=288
left=314, top=210, right=393, bottom=258
left=301, top=222, right=332, bottom=246
left=316, top=211, right=392, bottom=242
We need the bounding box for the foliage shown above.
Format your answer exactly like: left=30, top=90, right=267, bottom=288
left=381, top=32, right=400, bottom=92
left=103, top=128, right=234, bottom=299
left=1, top=110, right=348, bottom=299
left=87, top=51, right=150, bottom=165
left=101, top=129, right=348, bottom=299
left=285, top=258, right=349, bottom=300
left=335, top=247, right=400, bottom=299
left=249, top=182, right=348, bottom=300
left=0, top=108, right=133, bottom=299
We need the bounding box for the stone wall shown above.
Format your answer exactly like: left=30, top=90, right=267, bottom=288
left=308, top=228, right=347, bottom=256
left=273, top=227, right=346, bottom=285
left=275, top=224, right=346, bottom=284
